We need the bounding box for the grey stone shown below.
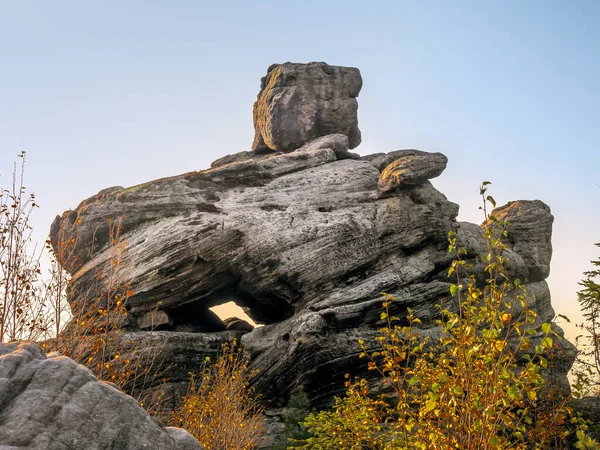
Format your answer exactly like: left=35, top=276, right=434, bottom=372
left=378, top=151, right=448, bottom=192
left=44, top=63, right=575, bottom=447
left=209, top=150, right=283, bottom=169
left=138, top=310, right=172, bottom=330
left=252, top=62, right=362, bottom=152
left=296, top=133, right=350, bottom=159
left=486, top=200, right=554, bottom=281
left=48, top=145, right=573, bottom=416
left=223, top=317, right=254, bottom=332
left=0, top=341, right=203, bottom=450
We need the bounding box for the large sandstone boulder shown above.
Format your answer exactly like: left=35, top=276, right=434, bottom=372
left=251, top=62, right=362, bottom=152
left=49, top=142, right=575, bottom=411
left=0, top=341, right=202, bottom=450
left=488, top=200, right=554, bottom=281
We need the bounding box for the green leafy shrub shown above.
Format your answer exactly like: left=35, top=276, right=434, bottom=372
left=575, top=429, right=600, bottom=450
left=575, top=243, right=600, bottom=393
left=272, top=386, right=313, bottom=449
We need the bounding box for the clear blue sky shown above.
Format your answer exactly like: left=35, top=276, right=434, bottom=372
left=1, top=1, right=599, bottom=337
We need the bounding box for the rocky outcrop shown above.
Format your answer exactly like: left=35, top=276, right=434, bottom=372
left=48, top=63, right=575, bottom=435
left=49, top=140, right=575, bottom=411
left=252, top=62, right=362, bottom=152
left=0, top=341, right=202, bottom=450
left=488, top=200, right=554, bottom=281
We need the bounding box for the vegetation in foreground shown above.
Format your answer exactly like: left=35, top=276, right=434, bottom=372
left=575, top=243, right=600, bottom=393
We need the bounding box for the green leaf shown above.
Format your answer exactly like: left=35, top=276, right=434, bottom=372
left=541, top=322, right=552, bottom=334
left=425, top=399, right=437, bottom=412
left=447, top=317, right=458, bottom=329
left=450, top=284, right=458, bottom=297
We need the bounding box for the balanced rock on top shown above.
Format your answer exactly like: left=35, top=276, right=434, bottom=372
left=252, top=62, right=362, bottom=153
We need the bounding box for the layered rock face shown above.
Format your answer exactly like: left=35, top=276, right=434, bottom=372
left=0, top=341, right=202, bottom=450
left=49, top=144, right=575, bottom=408
left=49, top=62, right=575, bottom=427
left=252, top=62, right=362, bottom=152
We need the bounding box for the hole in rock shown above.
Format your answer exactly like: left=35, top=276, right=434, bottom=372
left=151, top=285, right=292, bottom=333
left=167, top=301, right=229, bottom=333
left=210, top=302, right=261, bottom=329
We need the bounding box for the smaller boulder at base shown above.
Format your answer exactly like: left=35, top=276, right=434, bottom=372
left=0, top=341, right=203, bottom=450
left=223, top=317, right=255, bottom=332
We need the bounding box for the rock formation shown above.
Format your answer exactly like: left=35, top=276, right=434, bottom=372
left=48, top=62, right=576, bottom=447
left=252, top=62, right=362, bottom=152
left=0, top=341, right=202, bottom=450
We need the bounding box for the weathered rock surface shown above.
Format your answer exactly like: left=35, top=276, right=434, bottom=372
left=0, top=341, right=202, bottom=450
left=488, top=200, right=554, bottom=281
left=224, top=317, right=255, bottom=332
left=378, top=151, right=448, bottom=192
left=252, top=62, right=362, bottom=152
left=50, top=143, right=575, bottom=411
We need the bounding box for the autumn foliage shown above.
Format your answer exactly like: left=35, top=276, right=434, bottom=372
left=171, top=340, right=265, bottom=450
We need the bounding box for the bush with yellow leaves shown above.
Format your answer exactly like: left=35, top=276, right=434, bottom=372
left=298, top=184, right=583, bottom=450
left=171, top=340, right=265, bottom=450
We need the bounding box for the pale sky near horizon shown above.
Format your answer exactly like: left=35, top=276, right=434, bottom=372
left=1, top=1, right=599, bottom=339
